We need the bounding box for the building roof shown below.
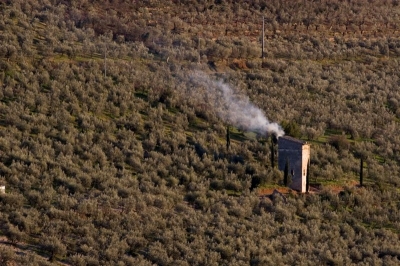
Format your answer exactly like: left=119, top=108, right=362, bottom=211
left=278, top=135, right=308, bottom=145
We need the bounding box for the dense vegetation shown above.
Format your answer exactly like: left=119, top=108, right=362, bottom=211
left=1, top=0, right=400, bottom=265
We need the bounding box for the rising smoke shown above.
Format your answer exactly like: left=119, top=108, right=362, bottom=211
left=187, top=72, right=284, bottom=137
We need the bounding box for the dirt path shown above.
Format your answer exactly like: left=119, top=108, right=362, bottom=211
left=258, top=180, right=360, bottom=197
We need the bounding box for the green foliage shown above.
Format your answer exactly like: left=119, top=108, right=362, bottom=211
left=42, top=236, right=67, bottom=262
left=328, top=134, right=350, bottom=151
left=281, top=120, right=301, bottom=138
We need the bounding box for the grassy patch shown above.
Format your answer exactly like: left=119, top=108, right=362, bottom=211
left=40, top=84, right=51, bottom=93
left=258, top=183, right=285, bottom=189
left=229, top=130, right=247, bottom=142
left=188, top=116, right=209, bottom=130
left=167, top=106, right=179, bottom=114
left=360, top=221, right=400, bottom=233
left=0, top=97, right=15, bottom=104
left=312, top=173, right=359, bottom=188
left=102, top=111, right=118, bottom=119
left=374, top=154, right=386, bottom=164
left=226, top=190, right=242, bottom=196
left=134, top=92, right=148, bottom=101
left=243, top=131, right=258, bottom=140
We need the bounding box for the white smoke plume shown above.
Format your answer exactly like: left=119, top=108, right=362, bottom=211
left=187, top=72, right=284, bottom=137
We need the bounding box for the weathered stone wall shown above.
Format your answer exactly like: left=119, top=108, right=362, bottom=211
left=278, top=136, right=310, bottom=192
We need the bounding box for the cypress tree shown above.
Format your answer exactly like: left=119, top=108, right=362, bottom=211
left=360, top=158, right=363, bottom=187
left=226, top=126, right=230, bottom=150
left=284, top=158, right=289, bottom=186
left=270, top=141, right=275, bottom=168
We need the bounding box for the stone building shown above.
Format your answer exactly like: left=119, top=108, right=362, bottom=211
left=278, top=136, right=310, bottom=193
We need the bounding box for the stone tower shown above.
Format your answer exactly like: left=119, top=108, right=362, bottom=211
left=278, top=136, right=310, bottom=193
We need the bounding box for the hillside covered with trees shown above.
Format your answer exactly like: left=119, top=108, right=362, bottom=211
left=1, top=0, right=400, bottom=265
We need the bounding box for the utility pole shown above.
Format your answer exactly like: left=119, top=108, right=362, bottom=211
left=360, top=158, right=364, bottom=187
left=104, top=11, right=108, bottom=78
left=198, top=33, right=201, bottom=64
left=104, top=44, right=107, bottom=78
left=262, top=16, right=265, bottom=59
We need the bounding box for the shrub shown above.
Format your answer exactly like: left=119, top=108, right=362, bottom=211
left=281, top=120, right=301, bottom=138
left=328, top=134, right=350, bottom=151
